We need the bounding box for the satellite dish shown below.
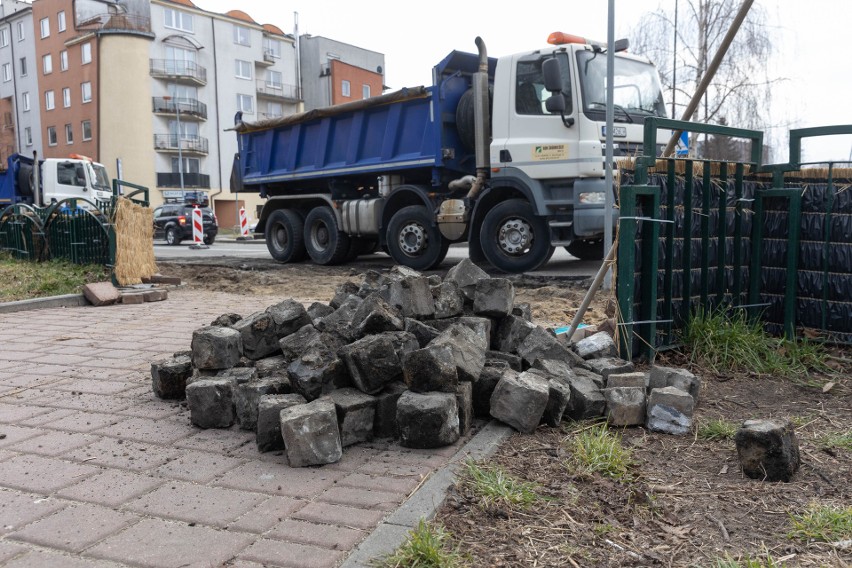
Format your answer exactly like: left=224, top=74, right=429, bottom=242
left=377, top=65, right=383, bottom=74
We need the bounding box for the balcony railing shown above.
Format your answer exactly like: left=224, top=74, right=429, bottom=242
left=76, top=13, right=151, bottom=33
left=156, top=172, right=211, bottom=188
left=256, top=80, right=301, bottom=101
left=150, top=59, right=207, bottom=85
left=152, top=97, right=207, bottom=120
left=153, top=134, right=209, bottom=154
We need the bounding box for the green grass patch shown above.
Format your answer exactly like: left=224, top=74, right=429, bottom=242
left=564, top=423, right=634, bottom=480
left=697, top=418, right=738, bottom=441
left=374, top=519, right=467, bottom=568
left=683, top=308, right=830, bottom=383
left=788, top=502, right=852, bottom=542
left=0, top=253, right=109, bottom=302
left=460, top=460, right=541, bottom=510
left=710, top=552, right=780, bottom=568
left=818, top=432, right=852, bottom=451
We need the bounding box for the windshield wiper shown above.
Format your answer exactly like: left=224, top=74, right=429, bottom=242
left=587, top=102, right=634, bottom=123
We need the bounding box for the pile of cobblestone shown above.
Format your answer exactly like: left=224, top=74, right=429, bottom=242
left=150, top=259, right=701, bottom=468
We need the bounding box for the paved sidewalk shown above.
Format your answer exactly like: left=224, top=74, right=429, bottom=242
left=0, top=289, right=493, bottom=568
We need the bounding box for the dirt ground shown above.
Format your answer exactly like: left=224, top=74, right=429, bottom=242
left=159, top=258, right=851, bottom=568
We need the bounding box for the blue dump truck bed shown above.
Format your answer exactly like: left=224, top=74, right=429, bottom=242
left=0, top=154, right=35, bottom=205
left=232, top=50, right=497, bottom=194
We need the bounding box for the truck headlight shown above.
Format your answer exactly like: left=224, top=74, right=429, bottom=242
left=578, top=191, right=606, bottom=205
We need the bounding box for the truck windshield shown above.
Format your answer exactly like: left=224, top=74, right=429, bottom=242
left=90, top=164, right=111, bottom=191
left=576, top=50, right=667, bottom=121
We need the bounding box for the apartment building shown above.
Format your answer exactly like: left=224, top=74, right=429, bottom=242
left=0, top=0, right=41, bottom=164
left=0, top=0, right=384, bottom=221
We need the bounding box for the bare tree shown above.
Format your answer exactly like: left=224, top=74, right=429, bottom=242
left=630, top=1, right=779, bottom=141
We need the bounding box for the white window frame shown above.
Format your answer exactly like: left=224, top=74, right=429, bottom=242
left=45, top=90, right=55, bottom=110
left=62, top=87, right=71, bottom=108
left=81, top=42, right=92, bottom=65
left=22, top=92, right=29, bottom=112
left=237, top=93, right=253, bottom=114
left=42, top=54, right=52, bottom=75
left=235, top=59, right=252, bottom=80
left=341, top=80, right=351, bottom=98
left=25, top=127, right=32, bottom=146
left=2, top=63, right=10, bottom=82
left=164, top=8, right=193, bottom=33
left=362, top=84, right=371, bottom=99
left=19, top=57, right=26, bottom=77
left=82, top=120, right=92, bottom=141
left=266, top=70, right=283, bottom=88
left=58, top=11, right=66, bottom=33
left=81, top=82, right=92, bottom=103
left=65, top=123, right=73, bottom=144
left=16, top=21, right=24, bottom=41
left=40, top=17, right=50, bottom=39
left=266, top=101, right=283, bottom=119
left=47, top=126, right=57, bottom=146
left=233, top=24, right=250, bottom=46
left=0, top=28, right=8, bottom=47
left=263, top=37, right=281, bottom=58
left=60, top=50, right=68, bottom=71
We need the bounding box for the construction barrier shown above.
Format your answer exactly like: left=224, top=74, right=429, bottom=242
left=191, top=205, right=203, bottom=245
left=239, top=207, right=249, bottom=237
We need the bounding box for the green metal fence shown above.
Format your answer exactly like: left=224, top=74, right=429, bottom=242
left=616, top=119, right=852, bottom=359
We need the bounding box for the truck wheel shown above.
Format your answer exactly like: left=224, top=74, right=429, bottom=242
left=165, top=226, right=181, bottom=246
left=266, top=209, right=306, bottom=263
left=565, top=239, right=605, bottom=260
left=387, top=205, right=446, bottom=270
left=479, top=199, right=554, bottom=273
left=304, top=206, right=350, bottom=265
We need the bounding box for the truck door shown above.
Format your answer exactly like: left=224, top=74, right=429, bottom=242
left=51, top=161, right=90, bottom=204
left=497, top=52, right=584, bottom=181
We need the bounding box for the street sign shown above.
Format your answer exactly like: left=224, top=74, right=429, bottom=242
left=675, top=131, right=689, bottom=156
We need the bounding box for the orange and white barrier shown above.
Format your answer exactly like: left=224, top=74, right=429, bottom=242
left=192, top=205, right=203, bottom=245
left=239, top=207, right=249, bottom=237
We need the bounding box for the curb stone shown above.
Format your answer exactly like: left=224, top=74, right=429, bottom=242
left=0, top=293, right=88, bottom=314
left=340, top=420, right=513, bottom=567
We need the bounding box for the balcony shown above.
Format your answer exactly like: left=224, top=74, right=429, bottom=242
left=256, top=50, right=276, bottom=66
left=153, top=134, right=209, bottom=155
left=150, top=59, right=207, bottom=86
left=76, top=13, right=152, bottom=34
left=156, top=172, right=211, bottom=189
left=256, top=80, right=301, bottom=102
left=152, top=97, right=207, bottom=120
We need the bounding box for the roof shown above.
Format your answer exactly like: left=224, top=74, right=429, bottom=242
left=225, top=10, right=257, bottom=24
left=262, top=23, right=285, bottom=36
left=167, top=0, right=198, bottom=7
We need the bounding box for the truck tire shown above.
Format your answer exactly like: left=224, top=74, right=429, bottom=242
left=387, top=205, right=447, bottom=270
left=17, top=163, right=34, bottom=198
left=479, top=199, right=554, bottom=273
left=304, top=206, right=350, bottom=265
left=266, top=209, right=306, bottom=263
left=565, top=239, right=605, bottom=260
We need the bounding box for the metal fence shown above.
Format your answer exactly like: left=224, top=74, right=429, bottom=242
left=616, top=119, right=852, bottom=359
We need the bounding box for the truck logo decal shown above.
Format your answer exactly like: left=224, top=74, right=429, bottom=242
left=531, top=144, right=568, bottom=161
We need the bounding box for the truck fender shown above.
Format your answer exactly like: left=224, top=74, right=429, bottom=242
left=379, top=185, right=436, bottom=237
left=258, top=194, right=337, bottom=233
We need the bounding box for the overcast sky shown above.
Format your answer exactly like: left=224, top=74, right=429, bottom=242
left=196, top=0, right=852, bottom=162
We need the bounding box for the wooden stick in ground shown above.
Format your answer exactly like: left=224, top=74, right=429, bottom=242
left=565, top=240, right=617, bottom=340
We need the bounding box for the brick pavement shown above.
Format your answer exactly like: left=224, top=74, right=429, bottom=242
left=0, top=289, right=472, bottom=567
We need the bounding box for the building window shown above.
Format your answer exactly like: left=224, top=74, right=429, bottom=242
left=22, top=92, right=29, bottom=111
left=60, top=50, right=67, bottom=71
left=82, top=120, right=92, bottom=141
left=81, top=82, right=92, bottom=103
left=164, top=8, right=193, bottom=33
left=81, top=43, right=91, bottom=65
left=42, top=54, right=52, bottom=74
left=263, top=37, right=280, bottom=58
left=58, top=11, right=66, bottom=32
left=237, top=94, right=253, bottom=114
left=45, top=90, right=55, bottom=110
left=40, top=17, right=50, bottom=38
left=171, top=157, right=199, bottom=173
left=233, top=24, right=250, bottom=46
left=265, top=102, right=283, bottom=119
left=2, top=63, right=10, bottom=82
left=362, top=84, right=370, bottom=99
left=65, top=124, right=73, bottom=144
left=341, top=80, right=351, bottom=98
left=19, top=57, right=26, bottom=77
left=47, top=126, right=57, bottom=146
left=17, top=21, right=24, bottom=41
left=266, top=70, right=282, bottom=88
left=235, top=59, right=252, bottom=80
left=62, top=87, right=71, bottom=108
left=0, top=29, right=7, bottom=47
left=25, top=127, right=32, bottom=146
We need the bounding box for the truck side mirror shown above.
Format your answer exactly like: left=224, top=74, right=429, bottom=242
left=545, top=95, right=565, bottom=113
left=542, top=58, right=563, bottom=93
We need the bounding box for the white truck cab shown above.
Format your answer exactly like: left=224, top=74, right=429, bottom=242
left=40, top=155, right=113, bottom=206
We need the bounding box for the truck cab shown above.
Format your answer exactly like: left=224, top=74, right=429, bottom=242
left=41, top=155, right=114, bottom=206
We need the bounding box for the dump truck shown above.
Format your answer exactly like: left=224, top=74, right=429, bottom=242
left=0, top=153, right=114, bottom=207
left=231, top=34, right=668, bottom=273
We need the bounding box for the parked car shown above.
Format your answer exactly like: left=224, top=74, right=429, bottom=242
left=152, top=204, right=218, bottom=245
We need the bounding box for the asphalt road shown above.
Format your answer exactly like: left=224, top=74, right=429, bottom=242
left=153, top=238, right=604, bottom=280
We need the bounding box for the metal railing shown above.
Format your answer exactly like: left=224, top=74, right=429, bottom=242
left=153, top=134, right=209, bottom=154
left=76, top=13, right=151, bottom=33
left=152, top=97, right=207, bottom=120
left=149, top=59, right=207, bottom=84
left=156, top=172, right=210, bottom=188
left=256, top=80, right=301, bottom=101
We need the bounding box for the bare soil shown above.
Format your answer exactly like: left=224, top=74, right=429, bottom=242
left=160, top=259, right=852, bottom=568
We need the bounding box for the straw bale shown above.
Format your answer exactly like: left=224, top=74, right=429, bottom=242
left=113, top=198, right=157, bottom=285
